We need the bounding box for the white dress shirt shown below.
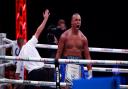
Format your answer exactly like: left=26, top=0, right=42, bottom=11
left=16, top=35, right=44, bottom=74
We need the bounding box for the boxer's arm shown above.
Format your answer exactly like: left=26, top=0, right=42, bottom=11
left=55, top=34, right=65, bottom=60
left=83, top=37, right=92, bottom=79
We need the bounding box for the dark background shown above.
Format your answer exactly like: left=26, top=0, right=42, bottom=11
left=0, top=0, right=128, bottom=48
left=0, top=0, right=128, bottom=82
left=1, top=1, right=128, bottom=54
left=0, top=0, right=128, bottom=71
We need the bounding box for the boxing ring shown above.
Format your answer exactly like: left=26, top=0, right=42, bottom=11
left=0, top=37, right=128, bottom=89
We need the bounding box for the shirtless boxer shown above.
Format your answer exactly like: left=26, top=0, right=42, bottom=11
left=56, top=13, right=92, bottom=88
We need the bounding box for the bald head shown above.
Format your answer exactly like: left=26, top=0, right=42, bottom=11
left=71, top=13, right=81, bottom=20
left=71, top=13, right=81, bottom=29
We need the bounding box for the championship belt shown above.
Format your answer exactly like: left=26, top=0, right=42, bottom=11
left=65, top=64, right=81, bottom=82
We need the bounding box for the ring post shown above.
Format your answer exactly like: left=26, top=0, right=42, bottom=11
left=55, top=59, right=60, bottom=89
left=0, top=33, right=6, bottom=89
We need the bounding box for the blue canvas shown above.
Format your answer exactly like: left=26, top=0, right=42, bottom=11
left=72, top=77, right=120, bottom=89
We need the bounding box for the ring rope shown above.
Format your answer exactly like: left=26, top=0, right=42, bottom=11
left=0, top=43, right=13, bottom=49
left=0, top=62, right=13, bottom=67
left=0, top=56, right=128, bottom=66
left=2, top=38, right=128, bottom=54
left=120, top=85, right=128, bottom=88
left=0, top=78, right=127, bottom=89
left=0, top=63, right=128, bottom=73
left=2, top=38, right=14, bottom=43
left=84, top=67, right=128, bottom=73
left=44, top=64, right=128, bottom=73
left=0, top=78, right=71, bottom=87
left=36, top=44, right=128, bottom=54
